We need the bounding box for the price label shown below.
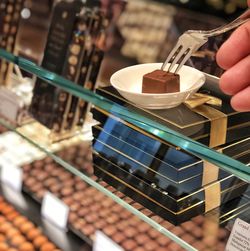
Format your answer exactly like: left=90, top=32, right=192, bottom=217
left=41, top=192, right=69, bottom=230
left=1, top=163, right=23, bottom=191
left=93, top=231, right=124, bottom=251
left=0, top=88, right=21, bottom=122
left=226, top=218, right=250, bottom=251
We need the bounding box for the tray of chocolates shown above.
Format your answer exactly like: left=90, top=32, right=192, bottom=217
left=0, top=196, right=61, bottom=250
left=19, top=145, right=250, bottom=250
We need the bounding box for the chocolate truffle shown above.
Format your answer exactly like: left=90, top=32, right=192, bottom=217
left=142, top=70, right=180, bottom=94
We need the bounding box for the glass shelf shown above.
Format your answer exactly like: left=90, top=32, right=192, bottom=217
left=0, top=49, right=249, bottom=251
left=1, top=0, right=250, bottom=249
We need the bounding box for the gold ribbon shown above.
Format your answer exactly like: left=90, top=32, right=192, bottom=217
left=185, top=94, right=226, bottom=211
left=202, top=148, right=223, bottom=186
left=185, top=93, right=227, bottom=148
left=204, top=182, right=221, bottom=212
left=203, top=149, right=223, bottom=211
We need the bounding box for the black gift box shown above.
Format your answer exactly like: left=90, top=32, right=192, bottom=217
left=91, top=84, right=250, bottom=223
left=91, top=107, right=249, bottom=224
left=92, top=106, right=250, bottom=183
left=92, top=124, right=250, bottom=197
left=96, top=86, right=250, bottom=147
left=93, top=151, right=248, bottom=225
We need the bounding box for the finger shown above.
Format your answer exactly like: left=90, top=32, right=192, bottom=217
left=219, top=54, right=250, bottom=95
left=248, top=0, right=250, bottom=6
left=216, top=21, right=250, bottom=70
left=231, top=86, right=250, bottom=111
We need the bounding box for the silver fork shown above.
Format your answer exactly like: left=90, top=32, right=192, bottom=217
left=161, top=7, right=250, bottom=73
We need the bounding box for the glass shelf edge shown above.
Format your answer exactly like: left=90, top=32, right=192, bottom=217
left=0, top=118, right=197, bottom=251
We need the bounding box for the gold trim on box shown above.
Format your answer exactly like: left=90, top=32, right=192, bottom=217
left=95, top=138, right=202, bottom=185
left=96, top=137, right=239, bottom=188
left=94, top=124, right=205, bottom=171
left=192, top=105, right=227, bottom=147
left=219, top=201, right=250, bottom=220
left=94, top=106, right=175, bottom=148
left=94, top=163, right=204, bottom=215
left=233, top=150, right=250, bottom=159
left=94, top=124, right=250, bottom=174
left=194, top=122, right=250, bottom=142
left=94, top=152, right=245, bottom=204
left=94, top=106, right=250, bottom=149
left=94, top=158, right=246, bottom=215
left=220, top=207, right=250, bottom=225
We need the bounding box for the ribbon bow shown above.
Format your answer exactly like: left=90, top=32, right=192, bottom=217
left=185, top=93, right=227, bottom=148
left=185, top=93, right=222, bottom=109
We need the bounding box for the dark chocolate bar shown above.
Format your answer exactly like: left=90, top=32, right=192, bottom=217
left=30, top=1, right=107, bottom=136
left=29, top=0, right=82, bottom=129
left=0, top=0, right=25, bottom=84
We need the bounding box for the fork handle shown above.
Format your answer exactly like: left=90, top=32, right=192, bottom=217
left=189, top=7, right=250, bottom=38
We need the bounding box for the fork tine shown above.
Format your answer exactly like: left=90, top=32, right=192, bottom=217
left=161, top=43, right=183, bottom=70
left=167, top=46, right=189, bottom=73
left=174, top=48, right=192, bottom=74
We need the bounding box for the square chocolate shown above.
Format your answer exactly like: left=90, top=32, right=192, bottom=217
left=142, top=70, right=180, bottom=94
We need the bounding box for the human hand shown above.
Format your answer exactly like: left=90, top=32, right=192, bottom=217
left=216, top=0, right=250, bottom=111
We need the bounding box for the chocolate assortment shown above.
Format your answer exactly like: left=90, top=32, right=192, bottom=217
left=29, top=0, right=108, bottom=138
left=0, top=196, right=61, bottom=251
left=0, top=0, right=25, bottom=85
left=20, top=144, right=249, bottom=251
left=116, top=0, right=176, bottom=64
left=0, top=121, right=248, bottom=250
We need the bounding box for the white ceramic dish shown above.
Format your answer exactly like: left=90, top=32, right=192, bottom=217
left=110, top=63, right=206, bottom=109
left=204, top=72, right=219, bottom=84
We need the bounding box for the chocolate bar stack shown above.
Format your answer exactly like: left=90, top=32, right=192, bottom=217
left=0, top=0, right=25, bottom=85
left=29, top=0, right=107, bottom=139
left=91, top=86, right=250, bottom=224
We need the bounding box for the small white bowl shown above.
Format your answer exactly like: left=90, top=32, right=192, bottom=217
left=110, top=63, right=206, bottom=109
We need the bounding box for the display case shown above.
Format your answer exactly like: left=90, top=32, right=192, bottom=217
left=0, top=1, right=249, bottom=251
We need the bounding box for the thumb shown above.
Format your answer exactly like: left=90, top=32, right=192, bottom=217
left=248, top=0, right=250, bottom=7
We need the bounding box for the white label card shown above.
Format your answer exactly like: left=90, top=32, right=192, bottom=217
left=1, top=163, right=23, bottom=191
left=226, top=218, right=250, bottom=251
left=93, top=231, right=124, bottom=251
left=41, top=192, right=69, bottom=230
left=0, top=89, right=20, bottom=122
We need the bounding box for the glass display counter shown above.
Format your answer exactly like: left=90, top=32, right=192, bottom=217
left=0, top=49, right=249, bottom=251
left=0, top=0, right=249, bottom=250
